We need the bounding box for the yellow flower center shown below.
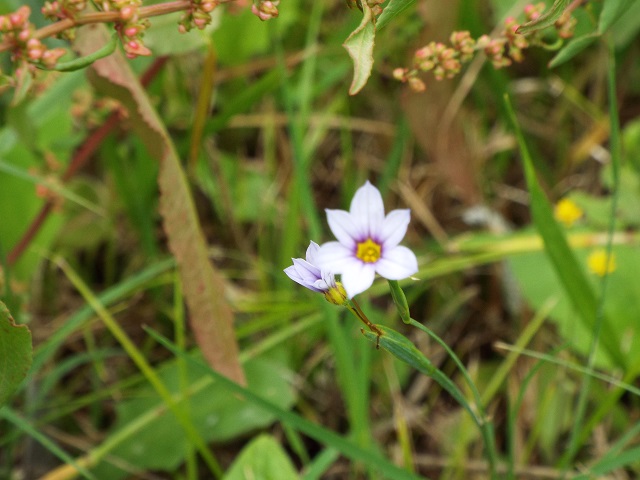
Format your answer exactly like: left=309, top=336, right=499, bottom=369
left=356, top=238, right=381, bottom=263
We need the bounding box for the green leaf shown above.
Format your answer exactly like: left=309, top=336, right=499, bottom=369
left=376, top=0, right=417, bottom=30
left=548, top=33, right=599, bottom=68
left=361, top=325, right=480, bottom=428
left=598, top=0, right=636, bottom=34
left=223, top=434, right=299, bottom=480
left=343, top=5, right=376, bottom=95
left=504, top=95, right=624, bottom=368
left=75, top=23, right=245, bottom=384
left=91, top=355, right=296, bottom=478
left=517, top=0, right=570, bottom=35
left=0, top=301, right=32, bottom=407
left=149, top=328, right=424, bottom=480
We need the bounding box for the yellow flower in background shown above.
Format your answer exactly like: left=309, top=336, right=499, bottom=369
left=587, top=249, right=616, bottom=277
left=554, top=198, right=583, bottom=227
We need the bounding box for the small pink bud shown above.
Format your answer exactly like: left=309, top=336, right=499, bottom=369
left=9, top=13, right=23, bottom=27
left=27, top=38, right=39, bottom=48
left=392, top=68, right=406, bottom=81
left=128, top=40, right=139, bottom=49
left=415, top=47, right=429, bottom=59
left=124, top=26, right=137, bottom=37
left=200, top=2, right=215, bottom=12
left=193, top=17, right=207, bottom=28
left=18, top=29, right=30, bottom=41
left=120, top=6, right=135, bottom=20
left=408, top=77, right=426, bottom=92
left=178, top=24, right=187, bottom=33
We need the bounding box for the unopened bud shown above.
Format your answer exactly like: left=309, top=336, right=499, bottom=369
left=324, top=283, right=348, bottom=306
left=120, top=6, right=135, bottom=20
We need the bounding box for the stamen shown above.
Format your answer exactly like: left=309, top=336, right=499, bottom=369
left=356, top=238, right=381, bottom=263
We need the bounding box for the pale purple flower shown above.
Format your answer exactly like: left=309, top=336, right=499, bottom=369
left=284, top=241, right=336, bottom=293
left=317, top=181, right=418, bottom=298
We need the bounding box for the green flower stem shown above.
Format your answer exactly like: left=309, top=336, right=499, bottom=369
left=408, top=318, right=498, bottom=478
left=386, top=278, right=497, bottom=477
left=54, top=256, right=223, bottom=479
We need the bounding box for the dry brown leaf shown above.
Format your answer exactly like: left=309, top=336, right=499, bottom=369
left=76, top=23, right=245, bottom=384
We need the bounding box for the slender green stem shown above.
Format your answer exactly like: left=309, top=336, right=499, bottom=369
left=408, top=318, right=498, bottom=478
left=174, top=275, right=198, bottom=480
left=54, top=256, right=223, bottom=479
left=561, top=37, right=621, bottom=470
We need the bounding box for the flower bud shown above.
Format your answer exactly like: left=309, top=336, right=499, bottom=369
left=324, top=283, right=348, bottom=306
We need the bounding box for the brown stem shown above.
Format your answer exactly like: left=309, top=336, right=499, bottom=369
left=7, top=56, right=168, bottom=266
left=0, top=0, right=238, bottom=53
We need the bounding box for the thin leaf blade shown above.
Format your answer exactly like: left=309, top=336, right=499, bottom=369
left=376, top=0, right=417, bottom=30
left=517, top=0, right=571, bottom=35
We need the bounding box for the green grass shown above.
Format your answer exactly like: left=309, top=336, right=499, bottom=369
left=2, top=1, right=640, bottom=479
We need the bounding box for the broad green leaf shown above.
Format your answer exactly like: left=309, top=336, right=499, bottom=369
left=149, top=329, right=424, bottom=480
left=376, top=0, right=417, bottom=30
left=76, top=23, right=245, bottom=384
left=510, top=245, right=640, bottom=369
left=91, top=355, right=296, bottom=478
left=343, top=5, right=376, bottom=95
left=223, top=434, right=299, bottom=480
left=504, top=96, right=624, bottom=368
left=598, top=0, right=636, bottom=34
left=548, top=33, right=599, bottom=68
left=144, top=11, right=219, bottom=56
left=0, top=301, right=32, bottom=407
left=517, top=0, right=570, bottom=35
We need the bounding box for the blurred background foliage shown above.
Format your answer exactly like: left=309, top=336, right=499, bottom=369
left=2, top=0, right=640, bottom=478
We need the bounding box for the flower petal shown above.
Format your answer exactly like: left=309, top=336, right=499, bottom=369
left=305, top=241, right=321, bottom=264
left=284, top=263, right=324, bottom=292
left=292, top=258, right=322, bottom=282
left=375, top=246, right=418, bottom=280
left=317, top=241, right=354, bottom=273
left=380, top=209, right=410, bottom=249
left=325, top=210, right=358, bottom=248
left=349, top=181, right=385, bottom=240
left=340, top=261, right=376, bottom=298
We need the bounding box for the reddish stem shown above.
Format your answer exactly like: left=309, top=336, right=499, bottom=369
left=7, top=56, right=168, bottom=266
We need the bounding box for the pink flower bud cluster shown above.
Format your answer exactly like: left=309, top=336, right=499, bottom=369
left=251, top=0, right=279, bottom=22
left=178, top=0, right=217, bottom=33
left=0, top=6, right=67, bottom=69
left=41, top=0, right=87, bottom=22
left=394, top=2, right=578, bottom=92
left=104, top=0, right=152, bottom=58
left=414, top=41, right=463, bottom=80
